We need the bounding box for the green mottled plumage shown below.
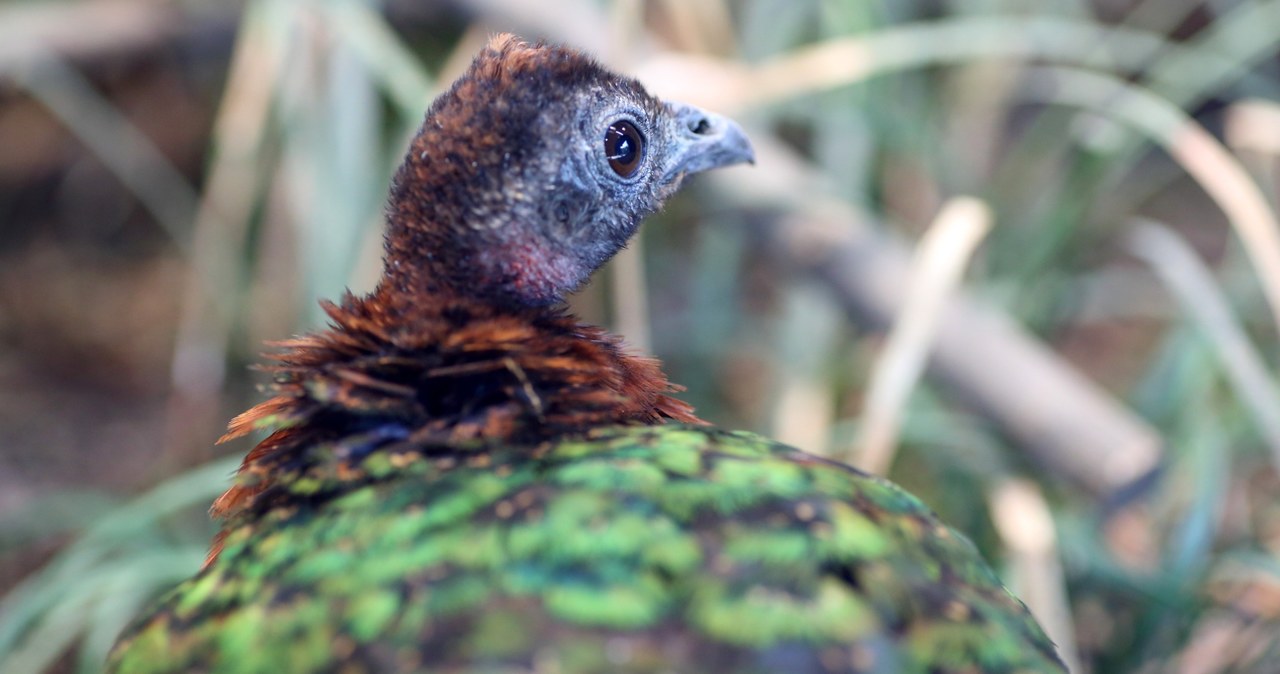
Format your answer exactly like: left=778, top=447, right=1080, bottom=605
left=111, top=426, right=1062, bottom=673
left=108, top=35, right=1065, bottom=673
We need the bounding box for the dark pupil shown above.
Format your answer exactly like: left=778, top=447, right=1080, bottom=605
left=605, top=121, right=643, bottom=177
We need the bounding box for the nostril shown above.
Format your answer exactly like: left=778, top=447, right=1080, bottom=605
left=689, top=116, right=712, bottom=135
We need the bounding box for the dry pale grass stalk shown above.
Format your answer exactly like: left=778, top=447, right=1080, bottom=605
left=437, top=24, right=493, bottom=88
left=1226, top=100, right=1280, bottom=210
left=770, top=287, right=841, bottom=455
left=600, top=3, right=652, bottom=352
left=1126, top=221, right=1280, bottom=469
left=608, top=242, right=652, bottom=353
left=165, top=0, right=284, bottom=457
left=772, top=375, right=834, bottom=456
left=852, top=197, right=992, bottom=474
left=635, top=16, right=1173, bottom=113
left=989, top=478, right=1080, bottom=674
left=607, top=0, right=645, bottom=64
left=1226, top=99, right=1280, bottom=156
left=655, top=0, right=736, bottom=56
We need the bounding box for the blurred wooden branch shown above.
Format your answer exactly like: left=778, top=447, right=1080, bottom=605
left=707, top=134, right=1164, bottom=497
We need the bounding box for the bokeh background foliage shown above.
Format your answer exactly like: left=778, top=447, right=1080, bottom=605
left=3, top=0, right=1280, bottom=671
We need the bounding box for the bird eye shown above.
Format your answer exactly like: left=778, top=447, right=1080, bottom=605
left=604, top=120, right=644, bottom=177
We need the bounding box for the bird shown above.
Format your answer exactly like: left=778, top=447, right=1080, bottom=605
left=107, top=35, right=1066, bottom=674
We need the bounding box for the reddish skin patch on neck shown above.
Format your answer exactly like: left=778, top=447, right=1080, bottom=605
left=479, top=236, right=583, bottom=307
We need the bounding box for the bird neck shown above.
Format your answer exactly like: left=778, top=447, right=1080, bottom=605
left=319, top=280, right=702, bottom=436
left=206, top=278, right=701, bottom=560
left=381, top=205, right=591, bottom=309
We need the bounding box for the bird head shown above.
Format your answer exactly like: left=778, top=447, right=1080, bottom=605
left=384, top=34, right=754, bottom=308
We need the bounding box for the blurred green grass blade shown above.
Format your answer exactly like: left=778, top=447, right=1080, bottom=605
left=73, top=457, right=238, bottom=549
left=324, top=0, right=434, bottom=118
left=1131, top=327, right=1217, bottom=427
left=2, top=576, right=89, bottom=674
left=1166, top=409, right=1230, bottom=579
left=1016, top=67, right=1280, bottom=341
left=1, top=550, right=205, bottom=674
left=674, top=219, right=748, bottom=409
left=738, top=0, right=815, bottom=61
left=1126, top=221, right=1280, bottom=464
left=80, top=572, right=153, bottom=674
left=1090, top=1, right=1280, bottom=224
left=0, top=457, right=237, bottom=667
left=324, top=41, right=380, bottom=307
left=276, top=24, right=386, bottom=322
left=811, top=91, right=873, bottom=199
left=0, top=492, right=119, bottom=552
left=894, top=397, right=1011, bottom=481
left=1122, top=0, right=1201, bottom=34
left=266, top=0, right=438, bottom=322
left=1218, top=549, right=1280, bottom=579
left=1056, top=512, right=1173, bottom=598
left=1146, top=0, right=1280, bottom=110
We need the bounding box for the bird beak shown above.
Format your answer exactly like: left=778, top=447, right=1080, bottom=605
left=661, top=101, right=755, bottom=182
